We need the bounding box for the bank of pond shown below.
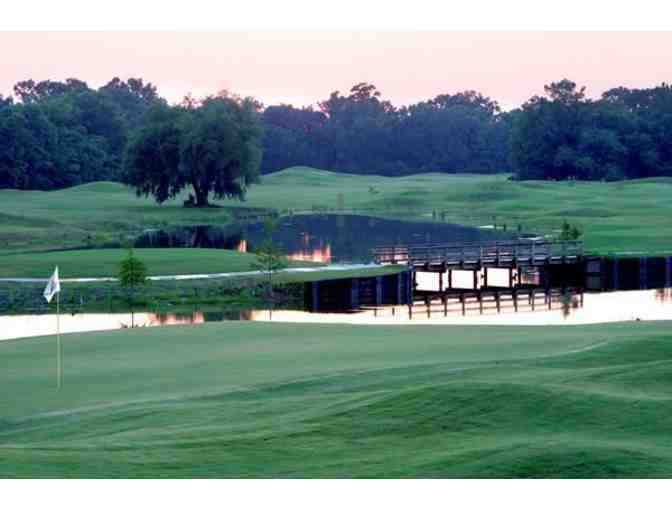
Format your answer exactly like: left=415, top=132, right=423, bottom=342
left=2, top=288, right=672, bottom=342
left=134, top=213, right=513, bottom=264
left=5, top=212, right=672, bottom=341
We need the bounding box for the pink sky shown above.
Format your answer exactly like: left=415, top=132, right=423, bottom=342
left=1, top=31, right=671, bottom=110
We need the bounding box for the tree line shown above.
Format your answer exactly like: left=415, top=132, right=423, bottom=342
left=262, top=82, right=511, bottom=176
left=2, top=77, right=672, bottom=196
left=0, top=78, right=159, bottom=190
left=261, top=80, right=672, bottom=181
left=510, top=79, right=672, bottom=181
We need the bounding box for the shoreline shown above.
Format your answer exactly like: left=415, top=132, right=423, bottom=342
left=2, top=289, right=671, bottom=342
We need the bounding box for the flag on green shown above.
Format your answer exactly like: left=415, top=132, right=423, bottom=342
left=43, top=266, right=60, bottom=303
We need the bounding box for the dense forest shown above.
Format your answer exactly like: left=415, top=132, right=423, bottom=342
left=262, top=83, right=511, bottom=176
left=0, top=78, right=160, bottom=190
left=1, top=77, right=672, bottom=191
left=510, top=79, right=672, bottom=181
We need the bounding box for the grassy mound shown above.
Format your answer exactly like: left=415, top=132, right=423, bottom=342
left=1, top=321, right=671, bottom=477
left=3, top=168, right=672, bottom=255
left=0, top=248, right=269, bottom=278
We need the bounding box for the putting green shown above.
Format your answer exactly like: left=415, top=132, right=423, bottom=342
left=1, top=320, right=671, bottom=477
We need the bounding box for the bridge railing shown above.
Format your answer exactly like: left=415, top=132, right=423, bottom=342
left=373, top=240, right=583, bottom=265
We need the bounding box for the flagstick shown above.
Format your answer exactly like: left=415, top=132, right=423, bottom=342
left=57, top=291, right=62, bottom=390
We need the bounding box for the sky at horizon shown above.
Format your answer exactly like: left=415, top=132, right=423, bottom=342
left=1, top=31, right=671, bottom=110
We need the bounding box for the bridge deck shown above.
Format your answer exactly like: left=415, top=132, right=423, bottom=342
left=373, top=240, right=583, bottom=267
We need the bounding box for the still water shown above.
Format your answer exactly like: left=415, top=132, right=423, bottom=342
left=134, top=214, right=510, bottom=264
left=2, top=289, right=671, bottom=341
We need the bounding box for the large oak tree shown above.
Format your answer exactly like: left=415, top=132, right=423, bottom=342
left=122, top=94, right=263, bottom=207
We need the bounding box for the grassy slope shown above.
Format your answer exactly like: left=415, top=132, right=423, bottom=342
left=2, top=168, right=672, bottom=255
left=0, top=183, right=235, bottom=252
left=0, top=248, right=307, bottom=278
left=0, top=249, right=404, bottom=280
left=252, top=169, right=672, bottom=254
left=1, top=320, right=671, bottom=478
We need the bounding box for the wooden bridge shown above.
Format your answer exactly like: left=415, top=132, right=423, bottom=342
left=307, top=239, right=672, bottom=320
left=373, top=239, right=583, bottom=268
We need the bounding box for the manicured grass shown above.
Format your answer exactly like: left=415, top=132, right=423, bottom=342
left=0, top=248, right=403, bottom=280
left=0, top=265, right=402, bottom=316
left=1, top=320, right=671, bottom=477
left=250, top=169, right=672, bottom=255
left=2, top=168, right=672, bottom=255
left=0, top=184, right=238, bottom=252
left=271, top=264, right=403, bottom=284
left=0, top=249, right=399, bottom=314
left=0, top=248, right=319, bottom=278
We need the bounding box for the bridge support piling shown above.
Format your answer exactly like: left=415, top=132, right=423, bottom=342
left=396, top=272, right=403, bottom=305
left=311, top=282, right=320, bottom=312
left=350, top=278, right=360, bottom=310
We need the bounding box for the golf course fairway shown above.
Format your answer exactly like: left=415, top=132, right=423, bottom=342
left=1, top=320, right=671, bottom=478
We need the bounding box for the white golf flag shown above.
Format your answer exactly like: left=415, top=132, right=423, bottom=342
left=43, top=266, right=61, bottom=303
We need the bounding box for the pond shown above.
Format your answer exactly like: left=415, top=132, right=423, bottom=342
left=3, top=289, right=671, bottom=342
left=134, top=214, right=512, bottom=264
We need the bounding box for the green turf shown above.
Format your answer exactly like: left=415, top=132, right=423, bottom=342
left=251, top=169, right=672, bottom=255
left=0, top=248, right=321, bottom=278
left=1, top=320, right=671, bottom=477
left=2, top=168, right=672, bottom=256
left=0, top=248, right=404, bottom=280
left=0, top=183, right=238, bottom=252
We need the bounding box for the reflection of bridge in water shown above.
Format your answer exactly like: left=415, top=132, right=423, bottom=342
left=307, top=239, right=672, bottom=319
left=374, top=240, right=586, bottom=319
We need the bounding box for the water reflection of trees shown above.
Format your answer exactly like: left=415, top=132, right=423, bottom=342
left=561, top=291, right=580, bottom=319
left=656, top=288, right=672, bottom=302
left=151, top=312, right=204, bottom=325
left=134, top=214, right=508, bottom=264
